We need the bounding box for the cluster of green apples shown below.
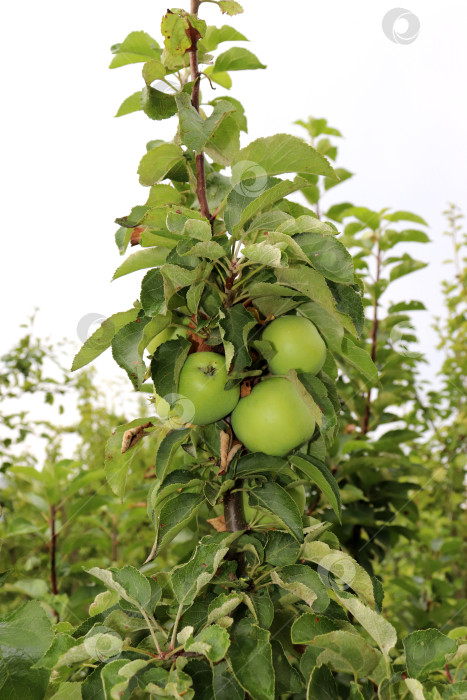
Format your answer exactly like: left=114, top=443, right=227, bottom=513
left=165, top=315, right=327, bottom=458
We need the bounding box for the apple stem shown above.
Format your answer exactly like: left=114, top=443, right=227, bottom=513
left=223, top=480, right=247, bottom=531
left=189, top=0, right=211, bottom=223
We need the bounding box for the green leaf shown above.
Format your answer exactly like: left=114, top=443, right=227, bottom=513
left=151, top=492, right=204, bottom=557
left=154, top=428, right=191, bottom=480
left=208, top=592, right=243, bottom=623
left=218, top=1, right=244, bottom=16
left=275, top=266, right=354, bottom=335
left=324, top=167, right=353, bottom=191
left=181, top=239, right=226, bottom=260
left=115, top=91, right=143, bottom=117
left=389, top=255, right=428, bottom=282
left=184, top=218, right=212, bottom=240
left=0, top=601, right=53, bottom=700
left=338, top=337, right=379, bottom=387
left=89, top=590, right=119, bottom=617
left=144, top=667, right=194, bottom=699
left=172, top=533, right=239, bottom=607
left=213, top=660, right=244, bottom=700
left=112, top=247, right=170, bottom=280
left=176, top=93, right=235, bottom=152
left=204, top=67, right=232, bottom=88
left=314, top=630, right=386, bottom=684
left=200, top=25, right=247, bottom=52
left=328, top=282, right=364, bottom=336
left=307, top=664, right=338, bottom=700
left=384, top=228, right=431, bottom=248
left=150, top=337, right=191, bottom=399
left=219, top=304, right=257, bottom=375
left=271, top=641, right=302, bottom=695
left=233, top=134, right=336, bottom=180
left=404, top=629, right=456, bottom=680
left=141, top=85, right=177, bottom=120
left=214, top=47, right=265, bottom=72
left=112, top=565, right=151, bottom=609
left=142, top=58, right=166, bottom=83
left=301, top=541, right=375, bottom=606
left=298, top=301, right=345, bottom=350
left=291, top=613, right=341, bottom=645
left=138, top=143, right=184, bottom=186
left=185, top=625, right=230, bottom=662
left=265, top=531, right=301, bottom=566
left=112, top=317, right=150, bottom=390
left=336, top=592, right=397, bottom=655
left=235, top=452, right=288, bottom=477
left=161, top=11, right=205, bottom=55
left=72, top=307, right=139, bottom=371
left=294, top=232, right=354, bottom=284
left=146, top=183, right=182, bottom=207
left=271, top=564, right=329, bottom=610
left=150, top=469, right=202, bottom=513
left=249, top=482, right=304, bottom=542
left=87, top=566, right=147, bottom=613
left=349, top=683, right=366, bottom=700
left=48, top=683, right=82, bottom=700
left=205, top=115, right=240, bottom=165
left=141, top=268, right=167, bottom=317
left=230, top=176, right=309, bottom=235
left=277, top=215, right=334, bottom=236
left=229, top=618, right=275, bottom=700
left=342, top=206, right=380, bottom=230
left=388, top=300, right=426, bottom=312
left=290, top=453, right=341, bottom=521
left=105, top=417, right=162, bottom=499
left=110, top=31, right=161, bottom=68
left=384, top=210, right=427, bottom=225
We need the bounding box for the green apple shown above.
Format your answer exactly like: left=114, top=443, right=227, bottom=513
left=178, top=352, right=240, bottom=425
left=262, top=315, right=326, bottom=375
left=147, top=316, right=191, bottom=355
left=231, top=377, right=316, bottom=457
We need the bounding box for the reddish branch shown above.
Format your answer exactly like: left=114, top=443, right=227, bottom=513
left=189, top=0, right=211, bottom=221
left=361, top=232, right=381, bottom=435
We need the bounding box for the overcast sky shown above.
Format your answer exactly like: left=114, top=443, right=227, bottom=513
left=1, top=0, right=466, bottom=406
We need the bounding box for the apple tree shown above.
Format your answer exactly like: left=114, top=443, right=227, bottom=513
left=1, top=2, right=466, bottom=699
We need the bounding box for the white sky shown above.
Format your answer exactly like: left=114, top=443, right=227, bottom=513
left=1, top=0, right=466, bottom=405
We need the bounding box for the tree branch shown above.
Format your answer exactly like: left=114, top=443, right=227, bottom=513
left=189, top=0, right=211, bottom=221
left=223, top=482, right=247, bottom=531
left=362, top=231, right=381, bottom=435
